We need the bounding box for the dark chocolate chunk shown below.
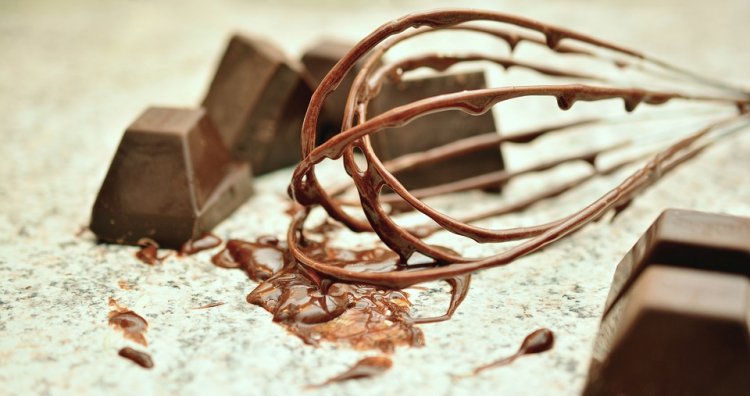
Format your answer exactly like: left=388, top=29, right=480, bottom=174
left=584, top=209, right=750, bottom=395
left=203, top=33, right=313, bottom=174
left=368, top=71, right=505, bottom=190
left=90, top=107, right=253, bottom=248
left=602, top=209, right=750, bottom=317
left=301, top=38, right=372, bottom=143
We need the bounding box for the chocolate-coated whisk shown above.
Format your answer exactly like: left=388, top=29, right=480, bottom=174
left=288, top=10, right=749, bottom=291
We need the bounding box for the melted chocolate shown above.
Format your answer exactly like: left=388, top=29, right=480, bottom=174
left=471, top=328, right=555, bottom=374
left=108, top=298, right=149, bottom=346
left=211, top=235, right=469, bottom=351
left=310, top=356, right=392, bottom=388
left=135, top=238, right=169, bottom=265
left=228, top=237, right=423, bottom=351
left=179, top=233, right=222, bottom=255
left=118, top=347, right=154, bottom=369
left=212, top=239, right=288, bottom=281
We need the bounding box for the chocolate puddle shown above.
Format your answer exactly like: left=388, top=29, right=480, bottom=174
left=211, top=236, right=467, bottom=351
left=309, top=356, right=393, bottom=388
left=108, top=298, right=149, bottom=346
left=118, top=347, right=154, bottom=369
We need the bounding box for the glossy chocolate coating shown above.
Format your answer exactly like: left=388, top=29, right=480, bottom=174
left=118, top=347, right=153, bottom=369
left=203, top=33, right=312, bottom=174
left=584, top=209, right=750, bottom=395
left=368, top=71, right=504, bottom=190
left=301, top=38, right=372, bottom=143
left=90, top=107, right=253, bottom=248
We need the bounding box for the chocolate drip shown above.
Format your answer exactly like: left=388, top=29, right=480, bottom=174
left=134, top=238, right=169, bottom=265
left=210, top=235, right=472, bottom=350
left=471, top=328, right=555, bottom=374
left=118, top=347, right=154, bottom=369
left=309, top=356, right=392, bottom=388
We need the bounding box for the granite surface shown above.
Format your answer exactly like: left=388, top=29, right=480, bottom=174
left=1, top=0, right=749, bottom=395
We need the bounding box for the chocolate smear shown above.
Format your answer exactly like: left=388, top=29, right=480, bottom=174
left=108, top=298, right=149, bottom=346
left=309, top=356, right=393, bottom=388
left=460, top=328, right=555, bottom=376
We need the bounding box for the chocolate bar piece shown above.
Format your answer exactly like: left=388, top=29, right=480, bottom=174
left=203, top=33, right=312, bottom=174
left=300, top=38, right=369, bottom=143
left=584, top=209, right=750, bottom=395
left=90, top=107, right=253, bottom=248
left=368, top=71, right=504, bottom=190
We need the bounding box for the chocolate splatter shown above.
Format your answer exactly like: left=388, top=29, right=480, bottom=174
left=118, top=347, right=154, bottom=369
left=108, top=298, right=149, bottom=346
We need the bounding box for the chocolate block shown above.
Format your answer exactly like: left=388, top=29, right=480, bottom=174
left=368, top=71, right=504, bottom=190
left=90, top=107, right=253, bottom=248
left=584, top=209, right=750, bottom=395
left=301, top=38, right=370, bottom=143
left=602, top=209, right=750, bottom=316
left=203, top=33, right=312, bottom=174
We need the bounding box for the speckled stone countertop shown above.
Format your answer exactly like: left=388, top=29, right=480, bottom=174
left=1, top=1, right=749, bottom=395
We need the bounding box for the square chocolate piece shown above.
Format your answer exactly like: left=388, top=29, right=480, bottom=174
left=584, top=209, right=750, bottom=395
left=301, top=38, right=372, bottom=143
left=203, top=33, right=312, bottom=174
left=368, top=71, right=504, bottom=191
left=90, top=107, right=253, bottom=248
